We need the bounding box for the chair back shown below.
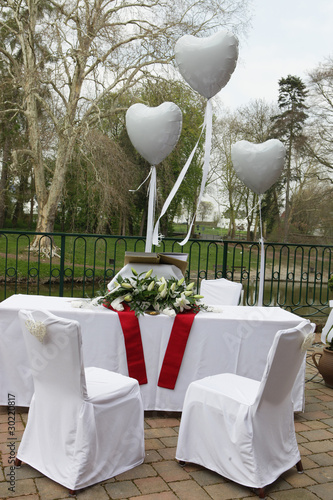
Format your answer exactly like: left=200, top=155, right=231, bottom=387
left=200, top=278, right=242, bottom=305
left=18, top=309, right=87, bottom=404
left=256, top=320, right=314, bottom=407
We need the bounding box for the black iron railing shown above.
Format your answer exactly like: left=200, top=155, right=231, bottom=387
left=0, top=230, right=332, bottom=320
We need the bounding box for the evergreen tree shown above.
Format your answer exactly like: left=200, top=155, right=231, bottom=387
left=271, top=75, right=308, bottom=242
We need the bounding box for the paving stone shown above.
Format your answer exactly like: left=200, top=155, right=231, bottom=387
left=297, top=434, right=308, bottom=443
left=0, top=478, right=37, bottom=497
left=105, top=480, right=141, bottom=499
left=302, top=441, right=333, bottom=454
left=3, top=496, right=40, bottom=500
left=145, top=418, right=180, bottom=428
left=305, top=465, right=333, bottom=483
left=308, top=483, right=333, bottom=500
left=77, top=484, right=110, bottom=499
left=281, top=468, right=317, bottom=487
left=310, top=453, right=333, bottom=466
left=299, top=429, right=333, bottom=441
left=305, top=403, right=329, bottom=412
left=159, top=436, right=178, bottom=447
left=144, top=428, right=178, bottom=439
left=305, top=420, right=330, bottom=429
left=302, top=411, right=332, bottom=420
left=35, top=476, right=69, bottom=500
left=144, top=450, right=163, bottom=463
left=157, top=447, right=177, bottom=461
left=204, top=480, right=254, bottom=499
left=134, top=476, right=169, bottom=494
left=298, top=444, right=313, bottom=456
left=115, top=464, right=156, bottom=481
left=317, top=394, right=333, bottom=402
left=4, top=464, right=43, bottom=480
left=189, top=469, right=225, bottom=486
left=270, top=488, right=320, bottom=499
left=302, top=455, right=321, bottom=469
left=129, top=492, right=178, bottom=500
left=169, top=479, right=211, bottom=499
left=153, top=461, right=190, bottom=482
left=294, top=422, right=312, bottom=432
left=145, top=438, right=165, bottom=450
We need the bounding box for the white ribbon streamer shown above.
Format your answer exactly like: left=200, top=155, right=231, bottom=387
left=179, top=99, right=213, bottom=246
left=258, top=194, right=265, bottom=307
left=129, top=168, right=153, bottom=192
left=145, top=165, right=157, bottom=253
left=152, top=128, right=205, bottom=246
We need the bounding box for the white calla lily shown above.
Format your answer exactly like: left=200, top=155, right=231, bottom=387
left=175, top=292, right=191, bottom=312
left=111, top=296, right=125, bottom=311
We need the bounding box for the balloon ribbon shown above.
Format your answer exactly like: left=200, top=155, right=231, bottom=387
left=145, top=165, right=157, bottom=252
left=258, top=194, right=265, bottom=307
left=152, top=99, right=213, bottom=246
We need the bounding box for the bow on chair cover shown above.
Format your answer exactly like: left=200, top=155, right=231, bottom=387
left=16, top=309, right=145, bottom=493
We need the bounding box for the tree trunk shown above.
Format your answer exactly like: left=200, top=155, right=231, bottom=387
left=283, top=156, right=291, bottom=243
left=0, top=134, right=10, bottom=228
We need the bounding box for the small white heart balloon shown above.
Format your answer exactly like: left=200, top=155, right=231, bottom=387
left=231, top=139, right=286, bottom=195
left=175, top=29, right=239, bottom=99
left=126, top=102, right=182, bottom=165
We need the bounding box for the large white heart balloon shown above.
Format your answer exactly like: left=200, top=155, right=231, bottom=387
left=231, top=139, right=286, bottom=194
left=175, top=29, right=239, bottom=99
left=126, top=102, right=182, bottom=165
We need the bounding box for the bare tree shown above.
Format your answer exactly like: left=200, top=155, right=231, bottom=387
left=0, top=0, right=250, bottom=253
left=306, top=57, right=333, bottom=183
left=209, top=100, right=277, bottom=239
left=198, top=200, right=214, bottom=222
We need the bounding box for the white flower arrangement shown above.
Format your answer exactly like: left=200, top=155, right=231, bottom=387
left=98, top=267, right=207, bottom=317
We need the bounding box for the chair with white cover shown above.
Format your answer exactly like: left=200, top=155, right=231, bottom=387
left=15, top=309, right=145, bottom=495
left=176, top=320, right=315, bottom=499
left=199, top=278, right=243, bottom=305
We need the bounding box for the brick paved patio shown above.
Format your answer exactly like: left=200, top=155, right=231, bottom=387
left=1, top=332, right=332, bottom=500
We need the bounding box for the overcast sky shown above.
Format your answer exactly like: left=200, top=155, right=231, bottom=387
left=217, top=0, right=333, bottom=111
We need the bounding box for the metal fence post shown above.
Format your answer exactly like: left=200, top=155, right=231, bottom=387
left=59, top=234, right=66, bottom=297
left=222, top=241, right=228, bottom=278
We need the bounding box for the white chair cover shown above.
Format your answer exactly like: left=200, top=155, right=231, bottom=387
left=199, top=278, right=242, bottom=305
left=17, top=309, right=145, bottom=492
left=176, top=320, right=315, bottom=492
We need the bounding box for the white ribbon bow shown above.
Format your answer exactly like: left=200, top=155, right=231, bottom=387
left=25, top=319, right=47, bottom=343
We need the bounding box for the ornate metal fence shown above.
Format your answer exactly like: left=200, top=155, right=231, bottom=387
left=0, top=230, right=332, bottom=320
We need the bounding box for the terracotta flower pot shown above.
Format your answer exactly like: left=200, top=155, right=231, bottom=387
left=312, top=348, right=333, bottom=388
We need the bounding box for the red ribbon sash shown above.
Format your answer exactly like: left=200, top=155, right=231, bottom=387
left=103, top=304, right=147, bottom=385
left=158, top=311, right=197, bottom=390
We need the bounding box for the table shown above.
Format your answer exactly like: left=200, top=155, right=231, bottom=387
left=0, top=294, right=307, bottom=411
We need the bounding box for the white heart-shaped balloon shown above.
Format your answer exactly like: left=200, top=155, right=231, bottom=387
left=175, top=29, right=239, bottom=99
left=231, top=139, right=286, bottom=194
left=126, top=102, right=182, bottom=165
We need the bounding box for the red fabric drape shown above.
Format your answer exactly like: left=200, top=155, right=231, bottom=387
left=158, top=311, right=197, bottom=390
left=104, top=303, right=197, bottom=389
left=104, top=303, right=147, bottom=385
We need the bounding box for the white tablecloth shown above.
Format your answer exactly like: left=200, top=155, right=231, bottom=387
left=0, top=294, right=306, bottom=411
